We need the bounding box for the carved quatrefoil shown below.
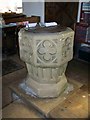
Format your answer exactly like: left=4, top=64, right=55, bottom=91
left=37, top=40, right=57, bottom=63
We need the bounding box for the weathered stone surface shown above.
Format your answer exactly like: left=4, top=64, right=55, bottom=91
left=19, top=26, right=74, bottom=98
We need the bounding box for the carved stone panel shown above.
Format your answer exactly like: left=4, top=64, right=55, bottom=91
left=19, top=30, right=34, bottom=65
left=34, top=37, right=61, bottom=67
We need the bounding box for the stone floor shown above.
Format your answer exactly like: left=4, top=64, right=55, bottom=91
left=2, top=54, right=27, bottom=108
left=1, top=54, right=89, bottom=119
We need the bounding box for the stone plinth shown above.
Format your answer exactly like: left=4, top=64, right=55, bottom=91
left=19, top=26, right=74, bottom=98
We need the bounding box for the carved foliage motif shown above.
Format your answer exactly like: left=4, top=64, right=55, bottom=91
left=62, top=37, right=72, bottom=60
left=19, top=33, right=33, bottom=63
left=37, top=40, right=57, bottom=63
